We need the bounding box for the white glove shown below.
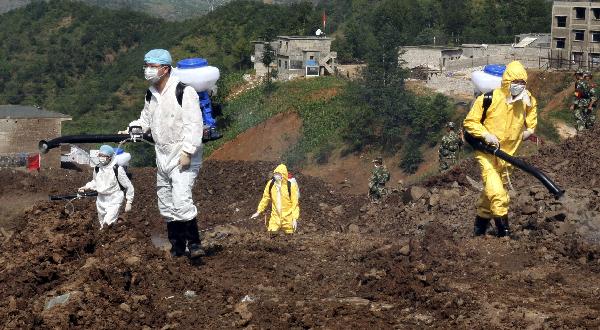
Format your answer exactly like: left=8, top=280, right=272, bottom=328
left=179, top=152, right=191, bottom=170
left=483, top=132, right=499, bottom=147
left=251, top=212, right=260, bottom=219
left=78, top=187, right=86, bottom=193
left=522, top=129, right=534, bottom=141
left=117, top=129, right=129, bottom=134
left=124, top=202, right=132, bottom=212
left=292, top=219, right=298, bottom=231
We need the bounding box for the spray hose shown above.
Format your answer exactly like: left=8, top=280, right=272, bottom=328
left=38, top=133, right=154, bottom=154
left=464, top=131, right=564, bottom=199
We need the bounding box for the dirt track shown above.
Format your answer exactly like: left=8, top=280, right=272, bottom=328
left=2, top=129, right=600, bottom=328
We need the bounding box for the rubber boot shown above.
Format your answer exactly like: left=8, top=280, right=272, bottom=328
left=494, top=216, right=510, bottom=238
left=167, top=221, right=186, bottom=257
left=185, top=218, right=205, bottom=259
left=473, top=216, right=490, bottom=236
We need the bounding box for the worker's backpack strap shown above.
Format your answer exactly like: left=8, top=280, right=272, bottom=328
left=145, top=82, right=186, bottom=106
left=268, top=179, right=292, bottom=198
left=481, top=91, right=493, bottom=124
left=175, top=82, right=186, bottom=107
left=95, top=165, right=127, bottom=192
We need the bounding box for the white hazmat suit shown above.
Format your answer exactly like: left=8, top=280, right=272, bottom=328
left=83, top=158, right=134, bottom=228
left=129, top=75, right=203, bottom=222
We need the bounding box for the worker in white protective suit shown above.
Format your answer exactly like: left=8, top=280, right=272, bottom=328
left=79, top=145, right=134, bottom=229
left=120, top=49, right=204, bottom=259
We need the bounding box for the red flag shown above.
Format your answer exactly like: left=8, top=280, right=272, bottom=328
left=27, top=153, right=40, bottom=171
left=322, top=10, right=327, bottom=29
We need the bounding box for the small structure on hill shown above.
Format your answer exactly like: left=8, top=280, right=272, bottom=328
left=252, top=35, right=337, bottom=80
left=0, top=105, right=71, bottom=169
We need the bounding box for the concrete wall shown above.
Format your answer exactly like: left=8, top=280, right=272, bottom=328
left=551, top=1, right=600, bottom=66
left=0, top=118, right=64, bottom=168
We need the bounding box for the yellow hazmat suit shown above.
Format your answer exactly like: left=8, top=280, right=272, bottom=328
left=256, top=164, right=300, bottom=234
left=463, top=61, right=537, bottom=219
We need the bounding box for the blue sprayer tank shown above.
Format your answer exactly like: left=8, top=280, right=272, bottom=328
left=172, top=58, right=220, bottom=128
left=471, top=64, right=506, bottom=94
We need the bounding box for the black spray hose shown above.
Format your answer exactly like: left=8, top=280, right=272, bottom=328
left=464, top=131, right=565, bottom=199
left=49, top=191, right=98, bottom=201
left=39, top=133, right=154, bottom=154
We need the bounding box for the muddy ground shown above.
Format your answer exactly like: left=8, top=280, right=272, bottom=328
left=2, top=130, right=600, bottom=329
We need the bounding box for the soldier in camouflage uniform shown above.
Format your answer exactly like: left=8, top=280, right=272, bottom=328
left=368, top=157, right=390, bottom=202
left=571, top=69, right=597, bottom=131
left=438, top=122, right=464, bottom=172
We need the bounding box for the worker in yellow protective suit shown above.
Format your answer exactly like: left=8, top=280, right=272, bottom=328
left=463, top=61, right=537, bottom=238
left=251, top=164, right=300, bottom=234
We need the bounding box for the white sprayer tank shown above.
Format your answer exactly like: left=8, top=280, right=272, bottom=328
left=471, top=64, right=506, bottom=94
left=172, top=58, right=220, bottom=93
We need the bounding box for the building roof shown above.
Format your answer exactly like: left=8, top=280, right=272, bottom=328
left=0, top=105, right=71, bottom=120
left=277, top=36, right=332, bottom=41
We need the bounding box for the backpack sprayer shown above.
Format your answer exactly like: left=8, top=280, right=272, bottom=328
left=467, top=65, right=564, bottom=200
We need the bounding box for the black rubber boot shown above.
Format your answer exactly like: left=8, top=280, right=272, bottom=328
left=167, top=221, right=186, bottom=257
left=185, top=218, right=205, bottom=259
left=473, top=216, right=491, bottom=236
left=494, top=216, right=510, bottom=238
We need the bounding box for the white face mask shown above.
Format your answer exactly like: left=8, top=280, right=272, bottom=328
left=144, top=66, right=164, bottom=83
left=273, top=173, right=283, bottom=182
left=509, top=83, right=526, bottom=97
left=98, top=155, right=111, bottom=166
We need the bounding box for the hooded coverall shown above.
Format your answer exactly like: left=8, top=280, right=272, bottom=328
left=463, top=61, right=537, bottom=218
left=256, top=164, right=300, bottom=234
left=130, top=75, right=203, bottom=222
left=83, top=158, right=134, bottom=228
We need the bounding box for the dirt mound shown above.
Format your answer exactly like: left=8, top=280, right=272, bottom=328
left=2, top=127, right=600, bottom=328
left=208, top=112, right=302, bottom=162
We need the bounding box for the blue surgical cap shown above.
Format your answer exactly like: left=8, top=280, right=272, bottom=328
left=144, top=49, right=172, bottom=65
left=99, top=145, right=115, bottom=156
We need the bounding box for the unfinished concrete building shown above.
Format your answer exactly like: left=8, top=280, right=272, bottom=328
left=252, top=36, right=337, bottom=80
left=551, top=0, right=600, bottom=68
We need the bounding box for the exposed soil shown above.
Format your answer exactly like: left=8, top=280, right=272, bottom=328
left=208, top=112, right=302, bottom=162
left=2, top=124, right=600, bottom=328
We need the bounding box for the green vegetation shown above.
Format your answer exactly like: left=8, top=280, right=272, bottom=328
left=328, top=0, right=552, bottom=63
left=205, top=76, right=355, bottom=167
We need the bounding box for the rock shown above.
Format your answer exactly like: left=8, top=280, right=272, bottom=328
left=337, top=297, right=371, bottom=306
left=45, top=292, right=71, bottom=310
left=234, top=302, right=253, bottom=325
left=414, top=313, right=434, bottom=325
left=81, top=257, right=99, bottom=269
left=359, top=205, right=367, bottom=213
left=451, top=181, right=460, bottom=188
left=364, top=268, right=386, bottom=280
left=184, top=290, right=197, bottom=298
left=429, top=194, right=440, bottom=207
left=410, top=186, right=428, bottom=201
left=399, top=244, right=411, bottom=256
left=125, top=256, right=140, bottom=266
left=332, top=205, right=344, bottom=216
left=119, top=303, right=131, bottom=313
left=521, top=204, right=537, bottom=215
left=319, top=202, right=330, bottom=210
left=8, top=296, right=16, bottom=311
left=440, top=189, right=461, bottom=200
left=132, top=295, right=148, bottom=304
left=167, top=311, right=183, bottom=318
left=370, top=303, right=394, bottom=312
left=545, top=211, right=566, bottom=222
left=348, top=224, right=360, bottom=233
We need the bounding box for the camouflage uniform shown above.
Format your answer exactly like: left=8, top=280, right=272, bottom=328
left=369, top=161, right=390, bottom=202
left=439, top=125, right=463, bottom=172
left=573, top=77, right=597, bottom=131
